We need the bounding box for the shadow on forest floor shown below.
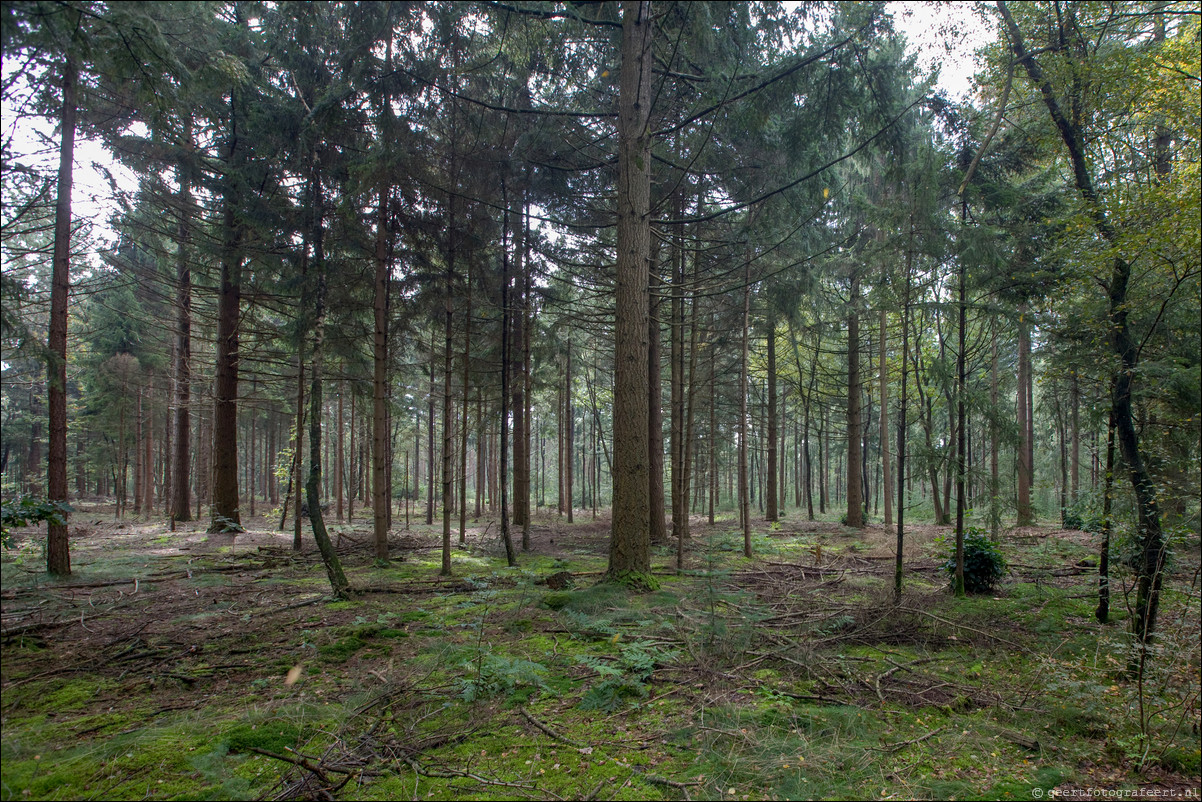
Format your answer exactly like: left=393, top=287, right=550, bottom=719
left=2, top=505, right=1199, bottom=801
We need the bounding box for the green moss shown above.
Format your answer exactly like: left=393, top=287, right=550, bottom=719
left=318, top=636, right=366, bottom=661
left=543, top=591, right=573, bottom=610
left=223, top=721, right=303, bottom=754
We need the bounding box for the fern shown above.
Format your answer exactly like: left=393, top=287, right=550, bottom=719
left=459, top=654, right=547, bottom=702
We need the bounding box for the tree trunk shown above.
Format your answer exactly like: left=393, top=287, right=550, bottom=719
left=499, top=180, right=517, bottom=566
left=171, top=141, right=193, bottom=523
left=739, top=261, right=752, bottom=556
left=46, top=51, right=77, bottom=575
left=373, top=183, right=390, bottom=559
left=426, top=328, right=435, bottom=526
left=209, top=99, right=244, bottom=534
left=845, top=274, right=864, bottom=528
left=607, top=0, right=653, bottom=585
left=879, top=309, right=892, bottom=526
left=441, top=197, right=456, bottom=573
left=649, top=269, right=667, bottom=544
left=1096, top=409, right=1115, bottom=623
left=566, top=341, right=573, bottom=524
left=953, top=247, right=967, bottom=596
left=1015, top=305, right=1033, bottom=525
left=766, top=311, right=778, bottom=522
left=460, top=259, right=472, bottom=543
left=304, top=183, right=350, bottom=599
left=895, top=227, right=913, bottom=598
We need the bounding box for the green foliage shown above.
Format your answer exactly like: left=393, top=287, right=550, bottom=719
left=941, top=527, right=1007, bottom=593
left=1, top=495, right=72, bottom=548
left=576, top=640, right=678, bottom=713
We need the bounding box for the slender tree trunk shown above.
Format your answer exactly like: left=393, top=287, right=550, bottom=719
left=1070, top=372, right=1080, bottom=506
left=1016, top=304, right=1033, bottom=526
left=171, top=141, right=193, bottom=523
left=895, top=231, right=912, bottom=598
left=989, top=315, right=1000, bottom=540
left=336, top=378, right=344, bottom=521
left=953, top=245, right=967, bottom=596
left=566, top=341, right=573, bottom=524
left=460, top=261, right=472, bottom=543
left=766, top=310, right=778, bottom=522
left=499, top=180, right=516, bottom=566
left=708, top=329, right=716, bottom=525
left=304, top=182, right=350, bottom=599
left=134, top=388, right=144, bottom=517
left=649, top=269, right=667, bottom=544
left=46, top=52, right=77, bottom=575
left=880, top=309, right=892, bottom=526
left=739, top=262, right=752, bottom=556
left=607, top=0, right=653, bottom=584
left=441, top=203, right=456, bottom=573
left=426, top=329, right=435, bottom=526
left=1096, top=409, right=1115, bottom=623
left=512, top=202, right=527, bottom=533
left=846, top=274, right=864, bottom=528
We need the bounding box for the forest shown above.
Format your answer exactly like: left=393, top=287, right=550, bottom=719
left=1, top=1, right=1199, bottom=800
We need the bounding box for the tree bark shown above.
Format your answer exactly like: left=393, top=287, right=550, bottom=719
left=209, top=96, right=244, bottom=534
left=304, top=180, right=350, bottom=599
left=607, top=0, right=653, bottom=584
left=739, top=261, right=752, bottom=556
left=373, top=185, right=390, bottom=559
left=171, top=136, right=193, bottom=523
left=845, top=274, right=864, bottom=528
left=879, top=309, right=892, bottom=526
left=46, top=52, right=77, bottom=575
left=766, top=311, right=778, bottom=522
left=649, top=268, right=667, bottom=544
left=1015, top=304, right=1033, bottom=526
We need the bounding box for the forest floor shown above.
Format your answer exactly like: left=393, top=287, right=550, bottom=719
left=1, top=504, right=1199, bottom=801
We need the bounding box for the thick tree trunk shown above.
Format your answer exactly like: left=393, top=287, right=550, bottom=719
left=46, top=52, right=77, bottom=575
left=209, top=102, right=243, bottom=534
left=373, top=186, right=390, bottom=559
left=607, top=0, right=653, bottom=584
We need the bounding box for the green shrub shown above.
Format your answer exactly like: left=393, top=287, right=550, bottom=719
left=941, top=527, right=1006, bottom=593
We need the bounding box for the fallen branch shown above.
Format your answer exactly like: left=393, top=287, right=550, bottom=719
left=518, top=706, right=586, bottom=748
left=871, top=726, right=946, bottom=753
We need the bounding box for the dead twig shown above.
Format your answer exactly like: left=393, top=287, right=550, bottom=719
left=518, top=706, right=586, bottom=748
